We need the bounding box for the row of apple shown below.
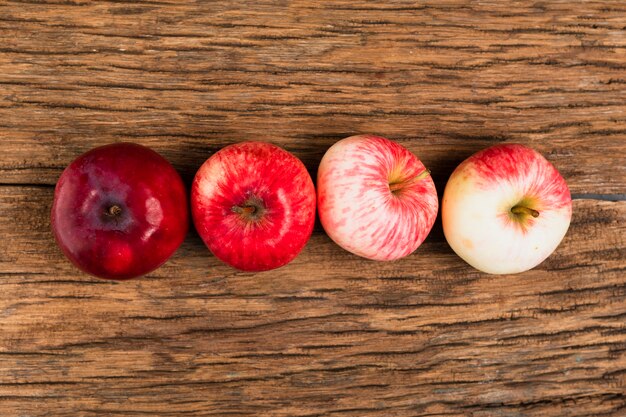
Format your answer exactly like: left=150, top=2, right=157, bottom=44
left=51, top=135, right=572, bottom=280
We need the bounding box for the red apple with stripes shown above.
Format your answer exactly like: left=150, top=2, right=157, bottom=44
left=442, top=143, right=572, bottom=274
left=191, top=142, right=316, bottom=271
left=317, top=135, right=438, bottom=261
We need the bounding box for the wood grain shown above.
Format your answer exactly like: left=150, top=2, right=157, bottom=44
left=0, top=1, right=625, bottom=416
left=1, top=0, right=625, bottom=193
left=1, top=189, right=624, bottom=416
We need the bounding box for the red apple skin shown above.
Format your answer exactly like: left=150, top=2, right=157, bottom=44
left=51, top=143, right=189, bottom=280
left=191, top=142, right=316, bottom=272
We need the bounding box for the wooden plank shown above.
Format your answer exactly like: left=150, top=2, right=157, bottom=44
left=0, top=186, right=624, bottom=416
left=0, top=1, right=625, bottom=416
left=0, top=1, right=625, bottom=192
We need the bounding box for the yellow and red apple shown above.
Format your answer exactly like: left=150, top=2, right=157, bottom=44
left=442, top=143, right=572, bottom=274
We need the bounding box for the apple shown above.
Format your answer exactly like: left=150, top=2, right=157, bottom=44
left=191, top=141, right=316, bottom=271
left=442, top=143, right=572, bottom=274
left=51, top=143, right=188, bottom=280
left=317, top=135, right=438, bottom=261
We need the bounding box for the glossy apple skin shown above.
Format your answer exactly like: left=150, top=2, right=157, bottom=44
left=442, top=143, right=572, bottom=274
left=191, top=141, right=316, bottom=272
left=51, top=143, right=189, bottom=280
left=317, top=135, right=438, bottom=261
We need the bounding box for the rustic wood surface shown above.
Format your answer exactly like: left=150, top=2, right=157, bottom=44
left=0, top=1, right=625, bottom=416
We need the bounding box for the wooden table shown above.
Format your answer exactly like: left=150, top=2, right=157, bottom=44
left=1, top=1, right=625, bottom=416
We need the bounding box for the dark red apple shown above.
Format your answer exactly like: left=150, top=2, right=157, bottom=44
left=191, top=141, right=316, bottom=271
left=51, top=143, right=188, bottom=280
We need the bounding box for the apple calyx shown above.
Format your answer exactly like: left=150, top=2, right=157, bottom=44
left=510, top=204, right=539, bottom=218
left=389, top=169, right=431, bottom=194
left=232, top=196, right=266, bottom=221
left=104, top=204, right=123, bottom=218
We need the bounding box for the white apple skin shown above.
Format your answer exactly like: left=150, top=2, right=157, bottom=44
left=317, top=135, right=438, bottom=261
left=442, top=143, right=572, bottom=274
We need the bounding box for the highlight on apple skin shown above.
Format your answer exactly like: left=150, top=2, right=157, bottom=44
left=442, top=143, right=572, bottom=274
left=317, top=135, right=439, bottom=261
left=51, top=143, right=189, bottom=280
left=191, top=141, right=316, bottom=272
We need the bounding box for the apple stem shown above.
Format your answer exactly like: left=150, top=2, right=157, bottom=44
left=232, top=205, right=256, bottom=216
left=389, top=169, right=431, bottom=193
left=106, top=205, right=122, bottom=217
left=511, top=206, right=539, bottom=218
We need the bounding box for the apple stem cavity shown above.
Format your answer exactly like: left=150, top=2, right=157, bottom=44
left=389, top=169, right=431, bottom=193
left=511, top=205, right=540, bottom=218
left=232, top=205, right=257, bottom=216
left=232, top=196, right=266, bottom=221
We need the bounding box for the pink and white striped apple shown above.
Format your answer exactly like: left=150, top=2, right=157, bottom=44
left=442, top=143, right=572, bottom=274
left=191, top=141, right=316, bottom=272
left=317, top=135, right=438, bottom=261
